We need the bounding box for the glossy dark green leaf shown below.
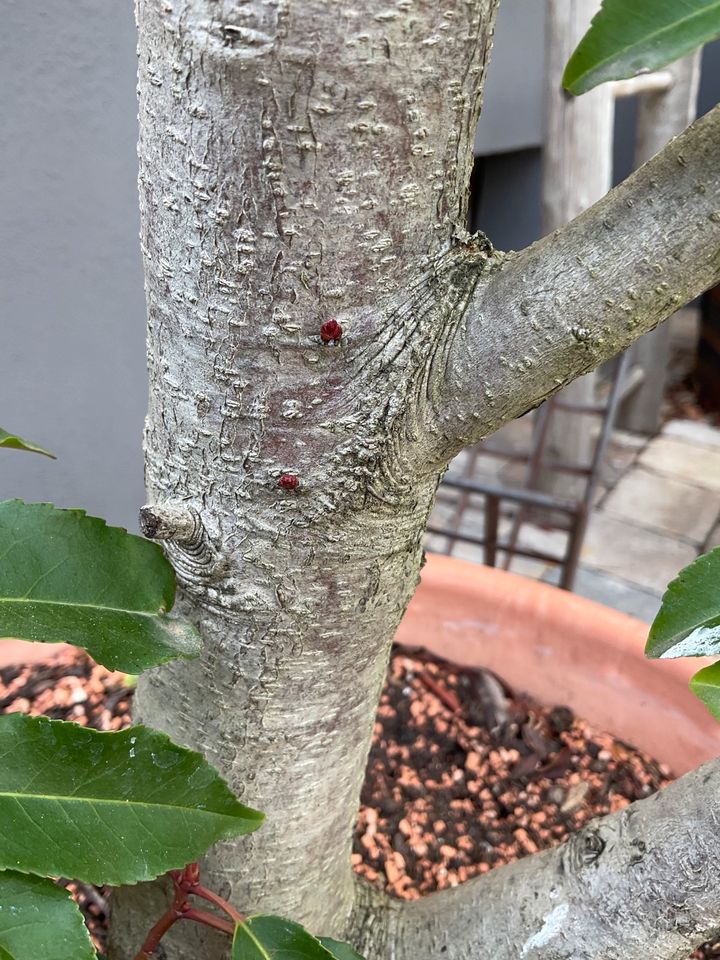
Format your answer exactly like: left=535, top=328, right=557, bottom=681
left=690, top=661, right=720, bottom=720
left=0, top=429, right=55, bottom=459
left=233, top=916, right=338, bottom=960
left=564, top=0, right=720, bottom=94
left=318, top=938, right=365, bottom=960
left=0, top=714, right=263, bottom=886
left=647, top=548, right=720, bottom=659
left=0, top=871, right=95, bottom=960
left=0, top=500, right=201, bottom=672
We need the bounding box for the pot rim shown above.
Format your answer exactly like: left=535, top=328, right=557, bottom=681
left=396, top=553, right=720, bottom=775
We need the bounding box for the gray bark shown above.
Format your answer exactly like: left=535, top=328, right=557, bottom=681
left=109, top=2, right=720, bottom=958
left=111, top=1, right=496, bottom=955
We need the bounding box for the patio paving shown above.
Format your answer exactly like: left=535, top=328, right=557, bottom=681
left=601, top=466, right=717, bottom=544
left=427, top=417, right=720, bottom=623
left=637, top=435, right=720, bottom=493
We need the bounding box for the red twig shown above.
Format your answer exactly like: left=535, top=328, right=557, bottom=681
left=180, top=907, right=235, bottom=936
left=173, top=862, right=244, bottom=922
left=137, top=903, right=185, bottom=956
left=136, top=864, right=243, bottom=956
left=190, top=882, right=245, bottom=923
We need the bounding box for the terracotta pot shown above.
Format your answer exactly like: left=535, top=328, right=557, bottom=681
left=396, top=553, right=720, bottom=775
left=0, top=639, right=70, bottom=670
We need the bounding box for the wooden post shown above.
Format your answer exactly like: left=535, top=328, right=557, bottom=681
left=535, top=0, right=614, bottom=500
left=618, top=52, right=702, bottom=435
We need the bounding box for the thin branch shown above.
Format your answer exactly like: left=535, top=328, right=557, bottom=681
left=437, top=103, right=720, bottom=455
left=136, top=903, right=184, bottom=957
left=347, top=756, right=720, bottom=960
left=136, top=865, right=241, bottom=956
left=187, top=882, right=245, bottom=924
left=180, top=908, right=235, bottom=937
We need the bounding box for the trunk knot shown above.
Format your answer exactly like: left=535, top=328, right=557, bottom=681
left=139, top=503, right=220, bottom=589
left=565, top=825, right=606, bottom=871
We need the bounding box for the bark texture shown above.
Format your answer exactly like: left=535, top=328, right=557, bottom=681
left=110, top=2, right=720, bottom=958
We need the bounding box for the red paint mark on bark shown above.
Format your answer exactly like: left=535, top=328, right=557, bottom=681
left=320, top=319, right=343, bottom=344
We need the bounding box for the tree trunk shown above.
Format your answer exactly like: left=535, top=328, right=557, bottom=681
left=110, top=1, right=495, bottom=955
left=109, top=2, right=720, bottom=958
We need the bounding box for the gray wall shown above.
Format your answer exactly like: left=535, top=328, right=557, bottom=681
left=0, top=1, right=145, bottom=530
left=1, top=1, right=718, bottom=530
left=475, top=0, right=545, bottom=155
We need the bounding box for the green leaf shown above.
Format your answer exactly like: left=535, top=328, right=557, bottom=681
left=0, top=871, right=95, bottom=960
left=690, top=661, right=720, bottom=720
left=0, top=500, right=201, bottom=673
left=0, top=714, right=263, bottom=886
left=647, top=548, right=720, bottom=659
left=563, top=0, right=720, bottom=94
left=318, top=938, right=365, bottom=960
left=233, top=916, right=337, bottom=960
left=0, top=429, right=55, bottom=459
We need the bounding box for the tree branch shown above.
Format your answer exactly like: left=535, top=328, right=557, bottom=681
left=437, top=103, right=720, bottom=455
left=347, top=757, right=720, bottom=960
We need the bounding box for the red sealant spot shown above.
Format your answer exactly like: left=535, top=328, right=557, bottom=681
left=320, top=319, right=343, bottom=344
left=279, top=474, right=299, bottom=491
